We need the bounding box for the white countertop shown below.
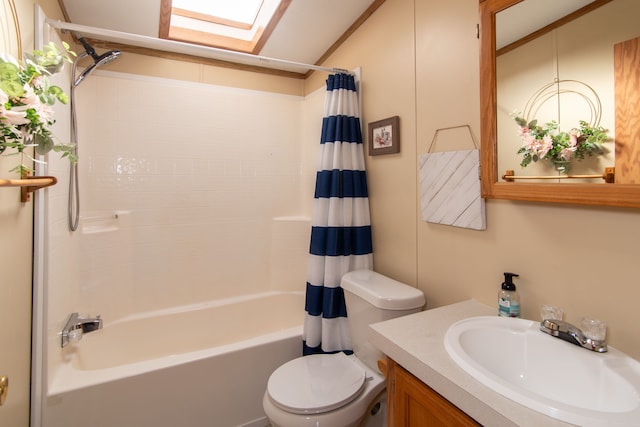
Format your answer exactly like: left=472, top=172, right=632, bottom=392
left=368, top=299, right=574, bottom=427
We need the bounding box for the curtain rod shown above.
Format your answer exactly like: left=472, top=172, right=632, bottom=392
left=45, top=19, right=353, bottom=75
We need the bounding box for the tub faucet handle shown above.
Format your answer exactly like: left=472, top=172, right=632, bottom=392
left=67, top=328, right=83, bottom=344
left=61, top=312, right=103, bottom=347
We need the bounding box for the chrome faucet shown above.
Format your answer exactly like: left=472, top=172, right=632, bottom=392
left=61, top=312, right=103, bottom=348
left=540, top=319, right=607, bottom=353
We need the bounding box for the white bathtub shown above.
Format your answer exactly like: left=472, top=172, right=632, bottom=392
left=46, top=291, right=304, bottom=427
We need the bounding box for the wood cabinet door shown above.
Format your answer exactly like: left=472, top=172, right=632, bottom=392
left=387, top=359, right=480, bottom=427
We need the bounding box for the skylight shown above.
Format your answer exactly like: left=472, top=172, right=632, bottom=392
left=159, top=0, right=291, bottom=54
left=172, top=0, right=263, bottom=28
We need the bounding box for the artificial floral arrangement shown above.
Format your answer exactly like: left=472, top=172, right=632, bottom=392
left=0, top=42, right=76, bottom=175
left=514, top=114, right=609, bottom=174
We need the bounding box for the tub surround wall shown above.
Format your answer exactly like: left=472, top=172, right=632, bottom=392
left=72, top=72, right=307, bottom=313
left=44, top=71, right=320, bottom=395
left=270, top=217, right=312, bottom=292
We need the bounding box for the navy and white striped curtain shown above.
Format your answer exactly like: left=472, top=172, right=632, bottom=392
left=302, top=73, right=373, bottom=355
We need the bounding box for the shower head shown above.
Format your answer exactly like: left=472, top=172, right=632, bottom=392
left=74, top=51, right=121, bottom=86
left=73, top=37, right=121, bottom=87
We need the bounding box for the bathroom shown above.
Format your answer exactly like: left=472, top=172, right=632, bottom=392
left=2, top=0, right=640, bottom=426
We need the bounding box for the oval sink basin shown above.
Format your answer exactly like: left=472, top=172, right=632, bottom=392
left=445, top=316, right=640, bottom=426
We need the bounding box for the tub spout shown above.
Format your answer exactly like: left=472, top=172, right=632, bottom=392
left=61, top=313, right=103, bottom=347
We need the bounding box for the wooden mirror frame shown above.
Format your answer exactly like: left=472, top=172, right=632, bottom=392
left=479, top=0, right=640, bottom=208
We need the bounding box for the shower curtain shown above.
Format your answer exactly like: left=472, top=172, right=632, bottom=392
left=302, top=73, right=373, bottom=355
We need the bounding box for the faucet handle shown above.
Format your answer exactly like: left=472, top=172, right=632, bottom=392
left=581, top=317, right=607, bottom=342
left=540, top=304, right=563, bottom=321
left=67, top=328, right=83, bottom=344
left=60, top=312, right=102, bottom=347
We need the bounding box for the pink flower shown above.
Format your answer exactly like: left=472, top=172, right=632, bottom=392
left=19, top=85, right=39, bottom=107
left=31, top=75, right=45, bottom=90
left=520, top=132, right=537, bottom=151
left=569, top=130, right=578, bottom=147
left=33, top=102, right=55, bottom=124
left=23, top=92, right=54, bottom=124
left=538, top=135, right=554, bottom=158
left=560, top=147, right=576, bottom=160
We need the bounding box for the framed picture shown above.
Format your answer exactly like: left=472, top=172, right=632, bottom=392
left=368, top=116, right=400, bottom=156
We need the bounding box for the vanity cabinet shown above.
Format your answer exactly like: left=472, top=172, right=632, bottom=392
left=382, top=358, right=480, bottom=427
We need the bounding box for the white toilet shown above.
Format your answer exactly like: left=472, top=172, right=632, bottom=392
left=263, top=270, right=425, bottom=427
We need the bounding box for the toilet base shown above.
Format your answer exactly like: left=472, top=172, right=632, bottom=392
left=264, top=389, right=386, bottom=427
left=263, top=357, right=386, bottom=427
left=360, top=389, right=387, bottom=427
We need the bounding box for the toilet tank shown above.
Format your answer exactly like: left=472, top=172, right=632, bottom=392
left=341, top=270, right=425, bottom=372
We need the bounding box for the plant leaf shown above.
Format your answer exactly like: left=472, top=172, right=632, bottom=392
left=34, top=134, right=54, bottom=155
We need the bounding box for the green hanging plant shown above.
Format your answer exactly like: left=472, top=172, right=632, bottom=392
left=0, top=42, right=77, bottom=175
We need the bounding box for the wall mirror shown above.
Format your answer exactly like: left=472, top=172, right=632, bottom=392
left=479, top=0, right=640, bottom=208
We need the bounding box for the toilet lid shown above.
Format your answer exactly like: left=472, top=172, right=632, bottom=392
left=267, top=353, right=367, bottom=414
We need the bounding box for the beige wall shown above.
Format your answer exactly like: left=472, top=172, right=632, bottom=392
left=102, top=52, right=305, bottom=97
left=0, top=1, right=39, bottom=425
left=0, top=162, right=32, bottom=427
left=308, top=0, right=640, bottom=359
left=307, top=0, right=419, bottom=287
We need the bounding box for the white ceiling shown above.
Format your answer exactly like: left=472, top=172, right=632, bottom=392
left=57, top=0, right=599, bottom=73
left=496, top=0, right=597, bottom=49
left=59, top=0, right=378, bottom=72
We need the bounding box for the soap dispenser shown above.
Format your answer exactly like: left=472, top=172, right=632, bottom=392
left=498, top=272, right=520, bottom=318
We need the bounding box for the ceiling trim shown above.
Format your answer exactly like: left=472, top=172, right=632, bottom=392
left=312, top=0, right=386, bottom=71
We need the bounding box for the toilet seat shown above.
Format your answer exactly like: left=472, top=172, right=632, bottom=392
left=267, top=353, right=367, bottom=415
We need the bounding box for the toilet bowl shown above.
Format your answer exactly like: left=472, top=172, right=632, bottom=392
left=263, top=270, right=425, bottom=427
left=263, top=353, right=386, bottom=427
